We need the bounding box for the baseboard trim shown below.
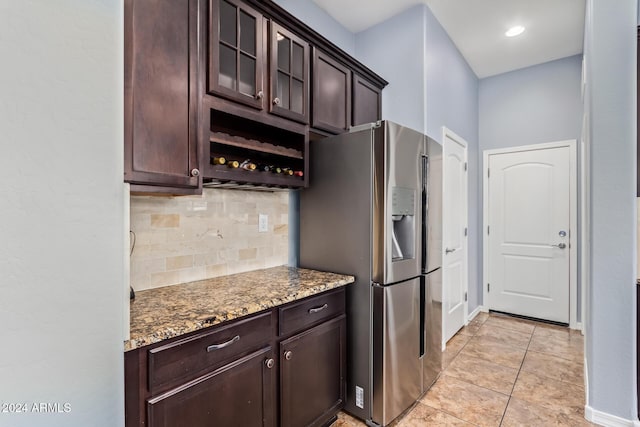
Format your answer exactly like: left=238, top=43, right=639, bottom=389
left=467, top=305, right=485, bottom=322
left=584, top=405, right=640, bottom=427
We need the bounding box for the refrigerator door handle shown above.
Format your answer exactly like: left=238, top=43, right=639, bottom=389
left=419, top=275, right=425, bottom=358
left=421, top=154, right=429, bottom=273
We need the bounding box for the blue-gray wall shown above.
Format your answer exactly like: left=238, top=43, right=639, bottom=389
left=272, top=0, right=357, bottom=268
left=479, top=55, right=583, bottom=151
left=279, top=3, right=481, bottom=314
left=478, top=55, right=584, bottom=318
left=355, top=5, right=427, bottom=133
left=356, top=4, right=480, bottom=311
left=424, top=5, right=480, bottom=312
left=273, top=0, right=355, bottom=55
left=0, top=1, right=125, bottom=426
left=584, top=0, right=637, bottom=420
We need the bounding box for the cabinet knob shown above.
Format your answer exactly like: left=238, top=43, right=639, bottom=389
left=256, top=90, right=264, bottom=100
left=284, top=350, right=293, bottom=361
left=265, top=358, right=275, bottom=369
left=190, top=168, right=200, bottom=177
left=273, top=97, right=281, bottom=106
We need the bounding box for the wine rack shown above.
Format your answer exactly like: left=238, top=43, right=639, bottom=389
left=203, top=110, right=309, bottom=189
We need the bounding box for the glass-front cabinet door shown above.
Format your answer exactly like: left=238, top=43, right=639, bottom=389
left=210, top=0, right=264, bottom=109
left=269, top=23, right=309, bottom=124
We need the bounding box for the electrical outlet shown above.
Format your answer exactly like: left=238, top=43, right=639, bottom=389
left=258, top=214, right=268, bottom=232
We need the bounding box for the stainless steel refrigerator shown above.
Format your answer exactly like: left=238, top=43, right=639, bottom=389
left=299, top=121, right=442, bottom=426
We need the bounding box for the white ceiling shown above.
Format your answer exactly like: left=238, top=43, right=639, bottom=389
left=312, top=0, right=586, bottom=78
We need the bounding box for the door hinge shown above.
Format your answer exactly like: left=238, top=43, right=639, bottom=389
left=487, top=225, right=490, bottom=235
left=488, top=283, right=490, bottom=292
left=464, top=292, right=468, bottom=302
left=464, top=162, right=468, bottom=171
left=464, top=227, right=468, bottom=236
left=487, top=168, right=490, bottom=178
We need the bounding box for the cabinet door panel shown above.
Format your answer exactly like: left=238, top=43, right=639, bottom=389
left=312, top=48, right=351, bottom=134
left=148, top=347, right=275, bottom=427
left=280, top=316, right=346, bottom=427
left=352, top=74, right=382, bottom=126
left=210, top=0, right=264, bottom=109
left=124, top=0, right=200, bottom=189
left=269, top=22, right=310, bottom=124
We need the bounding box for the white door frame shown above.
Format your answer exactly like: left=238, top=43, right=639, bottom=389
left=482, top=140, right=579, bottom=329
left=442, top=126, right=469, bottom=349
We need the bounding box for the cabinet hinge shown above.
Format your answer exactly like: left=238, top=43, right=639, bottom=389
left=464, top=162, right=468, bottom=172
left=464, top=227, right=468, bottom=236
left=464, top=292, right=468, bottom=302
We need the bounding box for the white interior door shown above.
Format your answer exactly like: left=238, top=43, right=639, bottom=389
left=486, top=146, right=571, bottom=323
left=442, top=129, right=468, bottom=345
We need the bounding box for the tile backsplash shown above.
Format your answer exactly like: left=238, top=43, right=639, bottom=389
left=130, top=188, right=289, bottom=291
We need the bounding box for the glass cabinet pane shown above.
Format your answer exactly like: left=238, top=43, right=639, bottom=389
left=239, top=11, right=256, bottom=55
left=291, top=78, right=303, bottom=114
left=277, top=34, right=290, bottom=73
left=277, top=71, right=290, bottom=109
left=292, top=42, right=303, bottom=79
left=239, top=53, right=256, bottom=95
left=219, top=44, right=237, bottom=89
left=220, top=1, right=237, bottom=46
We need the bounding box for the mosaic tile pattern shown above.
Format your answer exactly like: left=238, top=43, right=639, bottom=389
left=125, top=266, right=354, bottom=350
left=332, top=312, right=594, bottom=427
left=130, top=188, right=289, bottom=291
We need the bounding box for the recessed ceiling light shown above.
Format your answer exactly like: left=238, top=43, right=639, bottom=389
left=505, top=26, right=525, bottom=37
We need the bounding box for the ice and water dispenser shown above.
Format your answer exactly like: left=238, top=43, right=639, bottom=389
left=391, top=187, right=416, bottom=261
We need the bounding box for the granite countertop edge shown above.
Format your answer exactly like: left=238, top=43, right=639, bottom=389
left=125, top=266, right=354, bottom=351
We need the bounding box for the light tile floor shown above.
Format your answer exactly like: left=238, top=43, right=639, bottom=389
left=333, top=312, right=594, bottom=427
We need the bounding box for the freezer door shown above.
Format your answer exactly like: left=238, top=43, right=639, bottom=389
left=423, top=268, right=442, bottom=392
left=372, top=122, right=426, bottom=285
left=372, top=278, right=422, bottom=426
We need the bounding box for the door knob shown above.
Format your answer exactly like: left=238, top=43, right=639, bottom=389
left=551, top=243, right=567, bottom=249
left=445, top=248, right=455, bottom=254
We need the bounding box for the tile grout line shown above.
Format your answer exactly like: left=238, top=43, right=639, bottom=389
left=431, top=316, right=489, bottom=426
left=438, top=315, right=519, bottom=426
left=497, top=323, right=536, bottom=426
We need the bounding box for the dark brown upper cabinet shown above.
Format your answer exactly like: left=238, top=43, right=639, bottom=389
left=124, top=0, right=203, bottom=193
left=352, top=74, right=382, bottom=127
left=209, top=0, right=265, bottom=110
left=312, top=48, right=352, bottom=134
left=269, top=23, right=310, bottom=124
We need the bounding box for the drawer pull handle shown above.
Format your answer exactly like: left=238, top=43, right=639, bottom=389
left=308, top=304, right=328, bottom=314
left=206, top=335, right=240, bottom=352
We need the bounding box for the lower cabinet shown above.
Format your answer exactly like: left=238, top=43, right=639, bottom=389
left=125, top=288, right=346, bottom=427
left=280, top=316, right=346, bottom=427
left=148, top=347, right=276, bottom=427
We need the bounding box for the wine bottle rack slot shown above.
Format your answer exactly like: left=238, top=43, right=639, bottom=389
left=210, top=132, right=303, bottom=159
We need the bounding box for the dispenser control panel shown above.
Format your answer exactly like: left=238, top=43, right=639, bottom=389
left=391, top=187, right=415, bottom=216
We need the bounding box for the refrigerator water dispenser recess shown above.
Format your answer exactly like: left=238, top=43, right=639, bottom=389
left=391, top=187, right=416, bottom=261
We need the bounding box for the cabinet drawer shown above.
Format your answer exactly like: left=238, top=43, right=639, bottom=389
left=279, top=288, right=345, bottom=336
left=148, top=311, right=273, bottom=394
